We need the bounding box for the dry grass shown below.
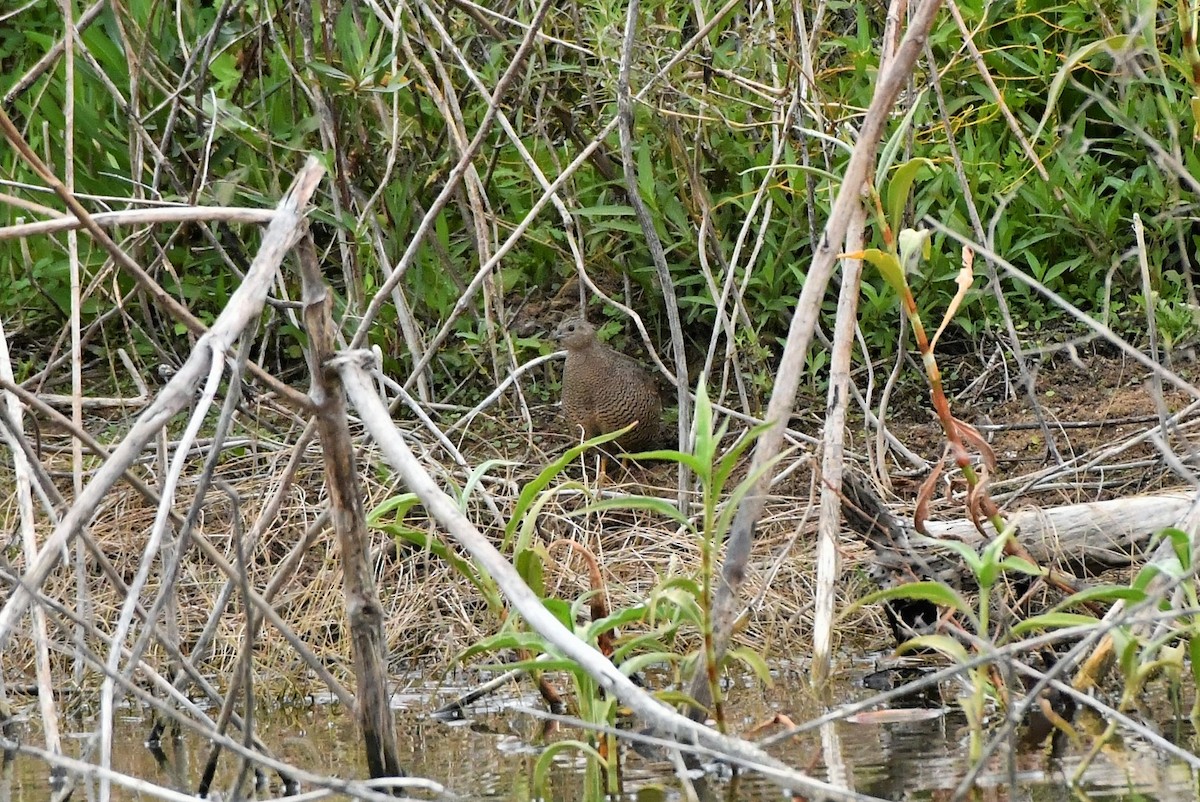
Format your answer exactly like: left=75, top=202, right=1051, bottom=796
left=0, top=400, right=889, bottom=701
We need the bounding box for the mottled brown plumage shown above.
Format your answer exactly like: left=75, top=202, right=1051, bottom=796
left=553, top=317, right=662, bottom=453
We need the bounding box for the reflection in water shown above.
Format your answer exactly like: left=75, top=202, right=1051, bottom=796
left=3, top=670, right=1198, bottom=800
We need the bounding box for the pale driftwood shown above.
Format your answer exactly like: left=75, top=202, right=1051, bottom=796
left=0, top=206, right=276, bottom=240
left=923, top=492, right=1194, bottom=570
left=33, top=393, right=149, bottom=409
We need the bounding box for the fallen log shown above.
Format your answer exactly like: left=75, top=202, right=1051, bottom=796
left=843, top=476, right=1194, bottom=575
left=924, top=491, right=1194, bottom=571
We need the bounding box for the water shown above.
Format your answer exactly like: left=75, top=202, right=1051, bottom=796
left=4, top=667, right=1199, bottom=800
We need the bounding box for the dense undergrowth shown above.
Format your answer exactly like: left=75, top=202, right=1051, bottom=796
left=6, top=4, right=1200, bottom=797
left=3, top=1, right=1198, bottom=400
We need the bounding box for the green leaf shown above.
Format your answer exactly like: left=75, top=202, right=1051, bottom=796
left=996, top=556, right=1044, bottom=577
left=714, top=446, right=792, bottom=547
left=1189, top=635, right=1200, bottom=689
left=461, top=459, right=516, bottom=513
left=1155, top=527, right=1192, bottom=571
left=1009, top=612, right=1100, bottom=637
left=613, top=630, right=679, bottom=663
left=543, top=597, right=573, bottom=630
left=1032, top=36, right=1133, bottom=146
left=977, top=533, right=1011, bottom=588
left=859, top=248, right=906, bottom=295
left=513, top=480, right=585, bottom=556
left=574, top=204, right=636, bottom=217
left=477, top=657, right=577, bottom=674
left=1132, top=563, right=1164, bottom=592
left=585, top=605, right=651, bottom=642
left=1050, top=584, right=1146, bottom=611
left=693, top=383, right=715, bottom=465
left=1113, top=627, right=1139, bottom=677
left=503, top=428, right=632, bottom=549
left=727, top=646, right=773, bottom=686
left=713, top=420, right=776, bottom=494
left=534, top=740, right=606, bottom=796
left=617, top=651, right=677, bottom=676
left=515, top=548, right=544, bottom=597
left=578, top=495, right=691, bottom=528
left=896, top=634, right=970, bottom=663
left=366, top=492, right=421, bottom=525
left=851, top=581, right=973, bottom=617
left=934, top=539, right=984, bottom=577
left=652, top=689, right=708, bottom=710
left=875, top=89, right=928, bottom=188
left=886, top=158, right=935, bottom=239
left=621, top=448, right=708, bottom=475
left=458, top=630, right=550, bottom=662
left=307, top=61, right=351, bottom=83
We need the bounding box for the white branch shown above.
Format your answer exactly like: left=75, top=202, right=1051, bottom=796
left=335, top=350, right=887, bottom=802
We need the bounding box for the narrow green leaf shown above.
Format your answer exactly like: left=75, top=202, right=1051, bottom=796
left=1155, top=527, right=1192, bottom=571
left=617, top=651, right=677, bottom=676
left=574, top=204, right=636, bottom=217
left=896, top=634, right=970, bottom=663
left=693, top=383, right=714, bottom=465
left=875, top=89, right=928, bottom=188
left=1032, top=36, right=1133, bottom=145
left=585, top=605, right=651, bottom=642
left=534, top=741, right=606, bottom=796
left=366, top=492, right=421, bottom=525
left=996, top=556, right=1044, bottom=577
left=578, top=495, right=691, bottom=528
left=458, top=631, right=548, bottom=661
left=851, top=581, right=973, bottom=617
left=858, top=248, right=906, bottom=295
left=621, top=448, right=708, bottom=475
left=504, top=427, right=632, bottom=548
left=1050, top=584, right=1146, bottom=612
left=1009, top=612, right=1100, bottom=637
left=933, top=539, right=984, bottom=577
left=713, top=421, right=776, bottom=493
left=728, top=646, right=773, bottom=686
left=886, top=158, right=935, bottom=238
left=461, top=459, right=515, bottom=512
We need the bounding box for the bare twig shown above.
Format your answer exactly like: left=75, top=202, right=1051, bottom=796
left=0, top=206, right=276, bottom=240
left=298, top=235, right=402, bottom=781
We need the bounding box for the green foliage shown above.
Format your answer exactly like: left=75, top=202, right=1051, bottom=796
left=4, top=0, right=1196, bottom=392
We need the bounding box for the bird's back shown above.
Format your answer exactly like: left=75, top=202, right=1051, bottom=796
left=562, top=341, right=662, bottom=451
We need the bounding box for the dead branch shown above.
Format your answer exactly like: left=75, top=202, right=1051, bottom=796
left=335, top=348, right=874, bottom=802
left=0, top=157, right=325, bottom=650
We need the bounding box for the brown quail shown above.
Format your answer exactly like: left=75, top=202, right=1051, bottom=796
left=553, top=317, right=663, bottom=453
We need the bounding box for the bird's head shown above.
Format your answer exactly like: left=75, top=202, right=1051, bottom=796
left=551, top=316, right=598, bottom=350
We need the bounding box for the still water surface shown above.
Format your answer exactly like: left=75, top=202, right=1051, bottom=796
left=5, top=664, right=1199, bottom=800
